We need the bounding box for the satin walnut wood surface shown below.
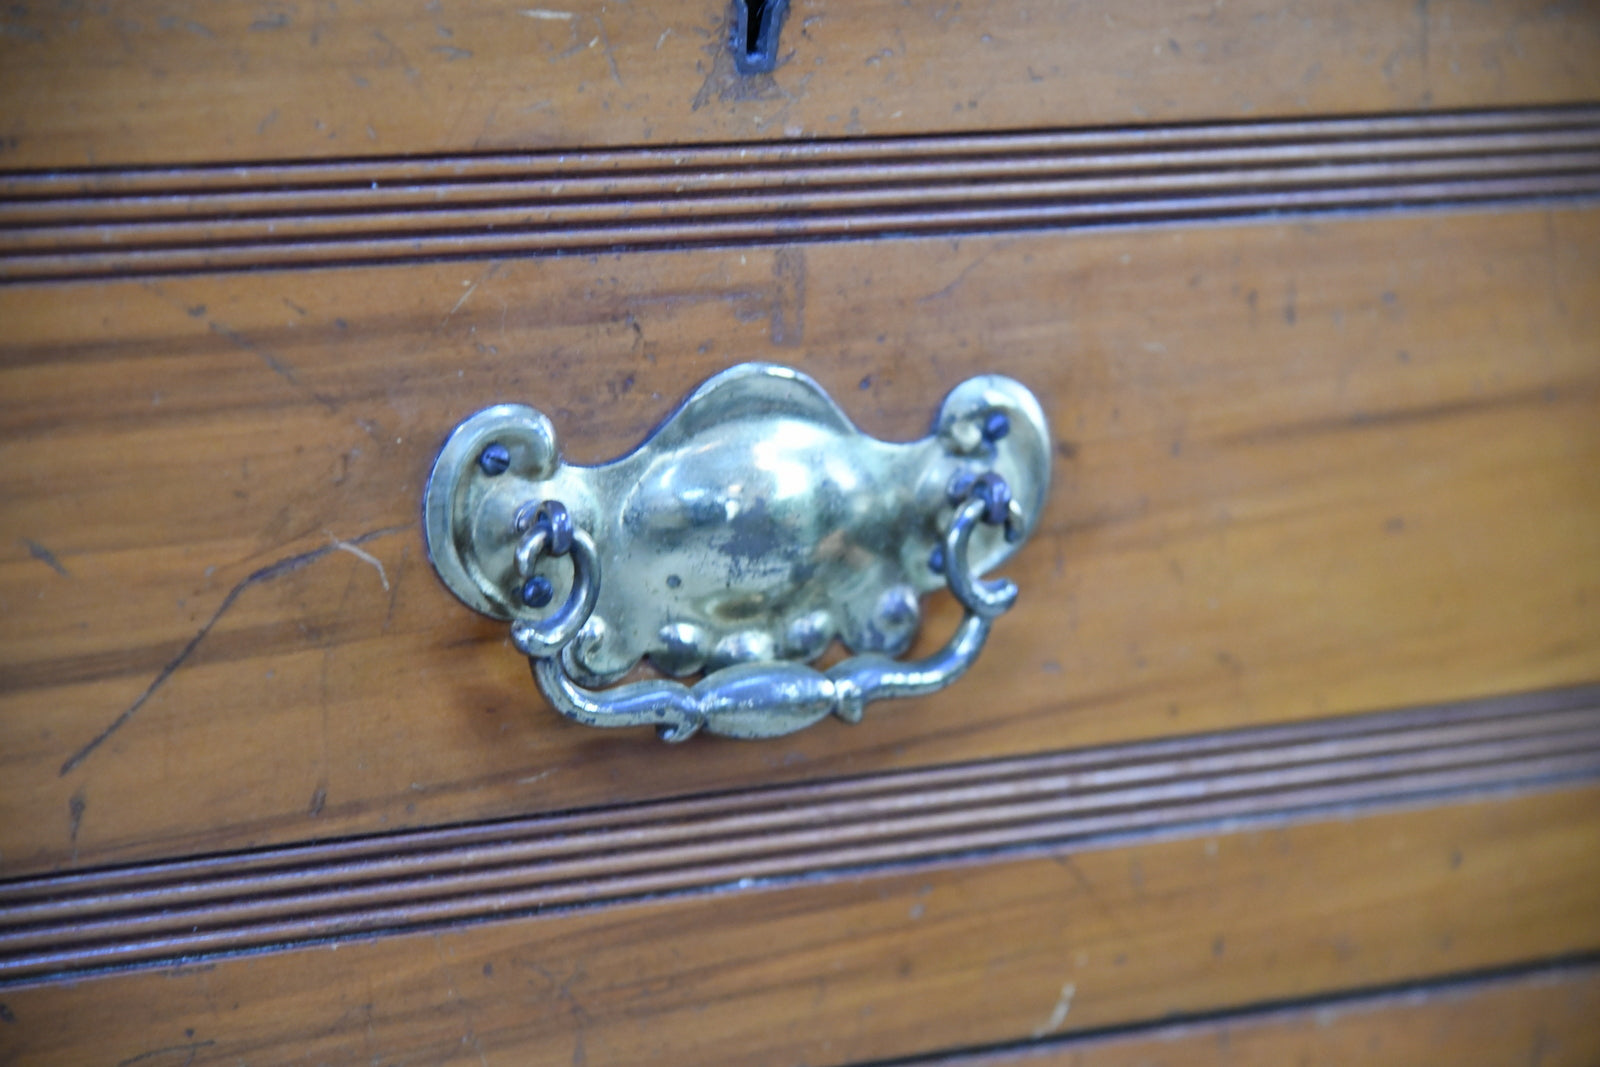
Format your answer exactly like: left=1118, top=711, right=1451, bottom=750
left=2, top=206, right=1598, bottom=873
left=3, top=0, right=1599, bottom=167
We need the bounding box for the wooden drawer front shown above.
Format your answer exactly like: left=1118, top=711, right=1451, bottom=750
left=3, top=203, right=1598, bottom=871
left=5, top=784, right=1600, bottom=1063
left=3, top=0, right=1599, bottom=167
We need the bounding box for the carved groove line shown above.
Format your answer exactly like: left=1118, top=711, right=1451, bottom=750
left=0, top=685, right=1597, bottom=986
left=1, top=107, right=1598, bottom=280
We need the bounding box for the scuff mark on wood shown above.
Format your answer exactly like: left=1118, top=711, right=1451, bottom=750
left=691, top=1, right=788, bottom=110
left=156, top=16, right=216, bottom=39
left=770, top=247, right=806, bottom=346
left=21, top=538, right=71, bottom=577
left=59, top=525, right=410, bottom=777
left=1031, top=981, right=1076, bottom=1037
left=68, top=787, right=86, bottom=858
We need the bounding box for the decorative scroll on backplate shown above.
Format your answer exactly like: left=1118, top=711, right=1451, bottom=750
left=424, top=363, right=1050, bottom=740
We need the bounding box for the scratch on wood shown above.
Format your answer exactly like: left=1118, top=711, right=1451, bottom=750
left=442, top=261, right=503, bottom=327
left=918, top=250, right=995, bottom=304
left=1031, top=981, right=1076, bottom=1037
left=207, top=319, right=339, bottom=410
left=433, top=937, right=492, bottom=1067
left=1053, top=853, right=1134, bottom=942
left=156, top=15, right=215, bottom=39
left=141, top=282, right=339, bottom=410
left=444, top=279, right=483, bottom=324
left=113, top=1042, right=217, bottom=1067
left=372, top=29, right=421, bottom=82
left=593, top=12, right=623, bottom=86
left=58, top=525, right=410, bottom=777
left=1216, top=386, right=1560, bottom=447
left=519, top=959, right=592, bottom=1065
left=208, top=319, right=292, bottom=379
left=21, top=538, right=71, bottom=577
left=328, top=531, right=391, bottom=590
left=383, top=544, right=408, bottom=631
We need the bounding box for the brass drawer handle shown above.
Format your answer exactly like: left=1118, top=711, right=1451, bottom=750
left=424, top=363, right=1050, bottom=741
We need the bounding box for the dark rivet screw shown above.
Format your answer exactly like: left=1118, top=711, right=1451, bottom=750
left=972, top=471, right=1013, bottom=525
left=982, top=411, right=1011, bottom=443
left=536, top=500, right=575, bottom=557
left=928, top=546, right=946, bottom=574
left=520, top=575, right=554, bottom=608
left=478, top=442, right=511, bottom=476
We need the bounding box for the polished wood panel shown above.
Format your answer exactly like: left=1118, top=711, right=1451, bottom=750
left=922, top=965, right=1600, bottom=1067
left=3, top=785, right=1597, bottom=1064
left=4, top=686, right=1593, bottom=984
left=4, top=0, right=1600, bottom=169
left=2, top=206, right=1597, bottom=874
left=6, top=107, right=1600, bottom=281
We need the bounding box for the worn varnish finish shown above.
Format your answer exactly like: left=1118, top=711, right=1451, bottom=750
left=918, top=965, right=1600, bottom=1067
left=2, top=207, right=1597, bottom=874
left=3, top=685, right=1595, bottom=983
left=3, top=785, right=1598, bottom=1063
left=3, top=0, right=1599, bottom=169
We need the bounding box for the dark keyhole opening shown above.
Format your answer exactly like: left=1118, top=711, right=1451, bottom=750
left=733, top=0, right=787, bottom=73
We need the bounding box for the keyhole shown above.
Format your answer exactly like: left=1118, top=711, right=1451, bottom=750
left=732, top=0, right=787, bottom=73
left=744, top=0, right=767, bottom=55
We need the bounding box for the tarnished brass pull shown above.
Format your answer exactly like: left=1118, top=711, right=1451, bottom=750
left=424, top=364, right=1050, bottom=741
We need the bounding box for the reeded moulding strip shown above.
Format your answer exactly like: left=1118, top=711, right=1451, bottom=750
left=0, top=684, right=1597, bottom=986
left=2, top=105, right=1598, bottom=280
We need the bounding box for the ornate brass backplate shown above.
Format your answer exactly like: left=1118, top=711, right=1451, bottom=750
left=424, top=363, right=1050, bottom=740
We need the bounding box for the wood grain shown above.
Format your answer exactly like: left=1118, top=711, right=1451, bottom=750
left=2, top=205, right=1597, bottom=875
left=2, top=684, right=1594, bottom=984
left=2, top=784, right=1597, bottom=1064
left=3, top=0, right=1600, bottom=169
left=5, top=107, right=1600, bottom=281
left=918, top=964, right=1600, bottom=1067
